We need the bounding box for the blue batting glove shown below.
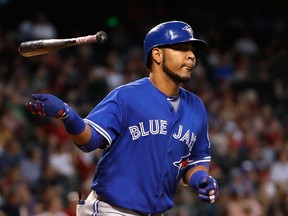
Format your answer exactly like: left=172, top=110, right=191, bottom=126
left=198, top=176, right=219, bottom=204
left=26, top=94, right=85, bottom=135
left=26, top=94, right=69, bottom=119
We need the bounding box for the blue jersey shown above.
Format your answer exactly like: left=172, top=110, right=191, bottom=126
left=84, top=77, right=211, bottom=213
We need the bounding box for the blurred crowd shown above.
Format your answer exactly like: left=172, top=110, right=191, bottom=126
left=0, top=1, right=288, bottom=216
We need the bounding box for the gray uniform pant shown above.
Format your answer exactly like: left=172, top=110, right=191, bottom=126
left=76, top=191, right=164, bottom=216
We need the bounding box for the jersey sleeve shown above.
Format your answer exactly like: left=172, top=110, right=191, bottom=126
left=188, top=104, right=211, bottom=168
left=83, top=90, right=124, bottom=148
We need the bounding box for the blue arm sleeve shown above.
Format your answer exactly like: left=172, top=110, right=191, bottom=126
left=189, top=170, right=208, bottom=189
left=62, top=105, right=86, bottom=135
left=74, top=125, right=108, bottom=152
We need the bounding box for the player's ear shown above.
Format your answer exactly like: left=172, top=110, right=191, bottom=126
left=151, top=47, right=163, bottom=66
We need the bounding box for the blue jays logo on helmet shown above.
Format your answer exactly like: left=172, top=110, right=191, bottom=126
left=182, top=25, right=193, bottom=37
left=143, top=21, right=208, bottom=68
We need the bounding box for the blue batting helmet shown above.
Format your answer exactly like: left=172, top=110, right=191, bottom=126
left=143, top=21, right=208, bottom=68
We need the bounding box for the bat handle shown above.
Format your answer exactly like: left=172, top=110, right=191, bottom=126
left=75, top=35, right=97, bottom=44
left=75, top=31, right=108, bottom=44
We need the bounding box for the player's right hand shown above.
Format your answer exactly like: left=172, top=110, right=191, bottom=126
left=26, top=94, right=69, bottom=119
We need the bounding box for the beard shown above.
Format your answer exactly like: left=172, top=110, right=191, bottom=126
left=162, top=58, right=191, bottom=83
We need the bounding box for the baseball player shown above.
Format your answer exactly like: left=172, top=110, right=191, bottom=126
left=26, top=21, right=219, bottom=216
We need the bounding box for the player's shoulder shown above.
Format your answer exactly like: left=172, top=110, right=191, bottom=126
left=113, top=77, right=150, bottom=93
left=104, top=77, right=151, bottom=102
left=180, top=87, right=205, bottom=107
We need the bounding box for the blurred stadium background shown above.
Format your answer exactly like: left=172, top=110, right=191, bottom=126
left=0, top=0, right=288, bottom=215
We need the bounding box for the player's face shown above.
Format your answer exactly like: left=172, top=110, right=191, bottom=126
left=161, top=43, right=197, bottom=83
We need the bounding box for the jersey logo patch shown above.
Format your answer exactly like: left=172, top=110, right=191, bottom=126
left=173, top=153, right=190, bottom=178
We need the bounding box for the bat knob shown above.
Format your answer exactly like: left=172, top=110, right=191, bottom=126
left=96, top=31, right=108, bottom=44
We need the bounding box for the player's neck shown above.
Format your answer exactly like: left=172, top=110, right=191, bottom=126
left=148, top=72, right=180, bottom=97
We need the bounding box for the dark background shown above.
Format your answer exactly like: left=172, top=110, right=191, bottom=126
left=0, top=1, right=288, bottom=216
left=1, top=0, right=287, bottom=39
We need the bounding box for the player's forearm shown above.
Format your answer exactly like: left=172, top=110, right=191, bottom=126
left=25, top=94, right=102, bottom=150
left=62, top=104, right=86, bottom=138
left=67, top=123, right=91, bottom=145
left=183, top=165, right=208, bottom=186
left=64, top=116, right=106, bottom=152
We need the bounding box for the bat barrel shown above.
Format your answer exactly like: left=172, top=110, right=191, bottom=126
left=18, top=39, right=77, bottom=57
left=18, top=31, right=107, bottom=57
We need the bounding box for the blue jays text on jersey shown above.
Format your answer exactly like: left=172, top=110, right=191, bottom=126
left=83, top=77, right=211, bottom=214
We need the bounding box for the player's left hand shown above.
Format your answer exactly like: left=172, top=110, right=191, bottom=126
left=198, top=176, right=219, bottom=204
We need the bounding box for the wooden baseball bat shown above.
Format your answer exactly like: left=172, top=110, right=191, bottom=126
left=18, top=31, right=107, bottom=57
